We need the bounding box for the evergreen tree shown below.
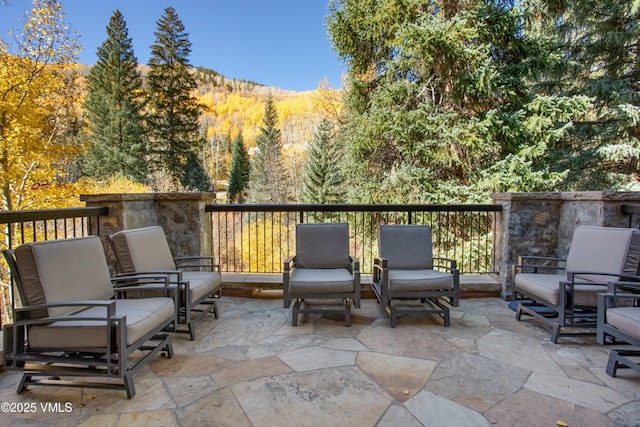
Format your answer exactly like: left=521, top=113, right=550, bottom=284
left=227, top=131, right=251, bottom=203
left=302, top=121, right=346, bottom=203
left=247, top=96, right=288, bottom=203
left=83, top=10, right=148, bottom=183
left=327, top=0, right=590, bottom=203
left=147, top=6, right=208, bottom=189
left=541, top=0, right=640, bottom=190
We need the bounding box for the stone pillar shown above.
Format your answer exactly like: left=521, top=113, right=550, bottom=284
left=491, top=192, right=563, bottom=300
left=80, top=193, right=215, bottom=272
left=491, top=191, right=640, bottom=300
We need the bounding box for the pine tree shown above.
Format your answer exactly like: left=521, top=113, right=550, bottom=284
left=326, top=0, right=590, bottom=202
left=82, top=10, right=148, bottom=183
left=302, top=121, right=346, bottom=203
left=542, top=0, right=640, bottom=190
left=247, top=95, right=288, bottom=203
left=227, top=131, right=251, bottom=203
left=147, top=6, right=208, bottom=189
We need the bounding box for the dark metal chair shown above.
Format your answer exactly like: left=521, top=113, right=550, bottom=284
left=109, top=225, right=222, bottom=340
left=2, top=236, right=175, bottom=398
left=513, top=226, right=640, bottom=343
left=372, top=225, right=459, bottom=327
left=283, top=223, right=361, bottom=326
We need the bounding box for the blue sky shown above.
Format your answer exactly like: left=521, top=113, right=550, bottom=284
left=1, top=0, right=346, bottom=92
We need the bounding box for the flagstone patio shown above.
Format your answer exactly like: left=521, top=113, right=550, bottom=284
left=0, top=296, right=639, bottom=427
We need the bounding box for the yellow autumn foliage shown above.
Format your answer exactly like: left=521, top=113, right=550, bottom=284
left=0, top=0, right=82, bottom=211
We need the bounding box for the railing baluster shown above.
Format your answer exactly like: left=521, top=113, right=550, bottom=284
left=205, top=204, right=501, bottom=275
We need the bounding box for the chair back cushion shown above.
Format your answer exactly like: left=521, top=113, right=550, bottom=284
left=14, top=236, right=114, bottom=318
left=378, top=225, right=433, bottom=269
left=295, top=223, right=351, bottom=268
left=110, top=226, right=176, bottom=273
left=566, top=226, right=640, bottom=282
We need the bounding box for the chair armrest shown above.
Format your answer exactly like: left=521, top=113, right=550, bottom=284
left=607, top=280, right=640, bottom=295
left=350, top=256, right=360, bottom=273
left=373, top=257, right=386, bottom=282
left=117, top=269, right=183, bottom=282
left=514, top=255, right=566, bottom=274
left=111, top=274, right=177, bottom=298
left=373, top=256, right=388, bottom=269
left=112, top=273, right=171, bottom=285
left=598, top=288, right=640, bottom=310
left=15, top=299, right=117, bottom=320
left=566, top=271, right=633, bottom=285
left=434, top=257, right=457, bottom=271
left=175, top=256, right=220, bottom=272
left=283, top=255, right=296, bottom=272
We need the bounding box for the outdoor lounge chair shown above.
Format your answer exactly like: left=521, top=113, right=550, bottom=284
left=597, top=281, right=640, bottom=377
left=283, top=223, right=361, bottom=326
left=372, top=224, right=459, bottom=327
left=513, top=225, right=640, bottom=343
left=2, top=236, right=175, bottom=399
left=109, top=225, right=222, bottom=340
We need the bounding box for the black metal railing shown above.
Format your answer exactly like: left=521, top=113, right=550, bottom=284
left=0, top=206, right=109, bottom=328
left=206, top=204, right=502, bottom=275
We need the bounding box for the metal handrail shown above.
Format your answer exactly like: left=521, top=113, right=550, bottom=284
left=206, top=203, right=502, bottom=275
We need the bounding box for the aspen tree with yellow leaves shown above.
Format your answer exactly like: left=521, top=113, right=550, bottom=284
left=0, top=0, right=82, bottom=211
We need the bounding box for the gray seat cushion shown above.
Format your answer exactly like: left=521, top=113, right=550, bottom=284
left=182, top=271, right=222, bottom=301
left=288, top=268, right=355, bottom=294
left=29, top=297, right=176, bottom=348
left=515, top=273, right=607, bottom=306
left=388, top=269, right=454, bottom=292
left=607, top=307, right=640, bottom=340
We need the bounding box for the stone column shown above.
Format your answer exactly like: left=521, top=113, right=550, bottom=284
left=80, top=192, right=215, bottom=271
left=491, top=192, right=563, bottom=300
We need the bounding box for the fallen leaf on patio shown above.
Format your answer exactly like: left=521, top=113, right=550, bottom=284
left=87, top=395, right=96, bottom=401
left=403, top=390, right=411, bottom=396
left=556, top=421, right=568, bottom=427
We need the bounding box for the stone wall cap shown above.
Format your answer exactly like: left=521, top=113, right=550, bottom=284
left=81, top=192, right=215, bottom=203
left=491, top=191, right=640, bottom=202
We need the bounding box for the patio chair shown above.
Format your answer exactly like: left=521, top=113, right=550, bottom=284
left=597, top=281, right=640, bottom=377
left=372, top=225, right=459, bottom=328
left=513, top=225, right=640, bottom=343
left=109, top=225, right=222, bottom=340
left=283, top=223, right=361, bottom=326
left=2, top=236, right=175, bottom=399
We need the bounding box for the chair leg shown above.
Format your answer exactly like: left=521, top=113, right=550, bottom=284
left=550, top=324, right=561, bottom=344
left=188, top=321, right=196, bottom=341
left=124, top=374, right=136, bottom=399
left=345, top=299, right=351, bottom=327
left=606, top=350, right=619, bottom=377
left=163, top=340, right=175, bottom=358
left=390, top=306, right=398, bottom=328
left=515, top=303, right=524, bottom=321
left=17, top=374, right=29, bottom=393
left=443, top=308, right=450, bottom=327
left=292, top=298, right=302, bottom=326
left=212, top=300, right=219, bottom=319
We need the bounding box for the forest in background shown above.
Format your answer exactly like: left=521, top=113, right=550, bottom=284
left=2, top=0, right=640, bottom=213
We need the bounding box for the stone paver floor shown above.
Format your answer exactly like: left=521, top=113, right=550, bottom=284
left=1, top=297, right=639, bottom=426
